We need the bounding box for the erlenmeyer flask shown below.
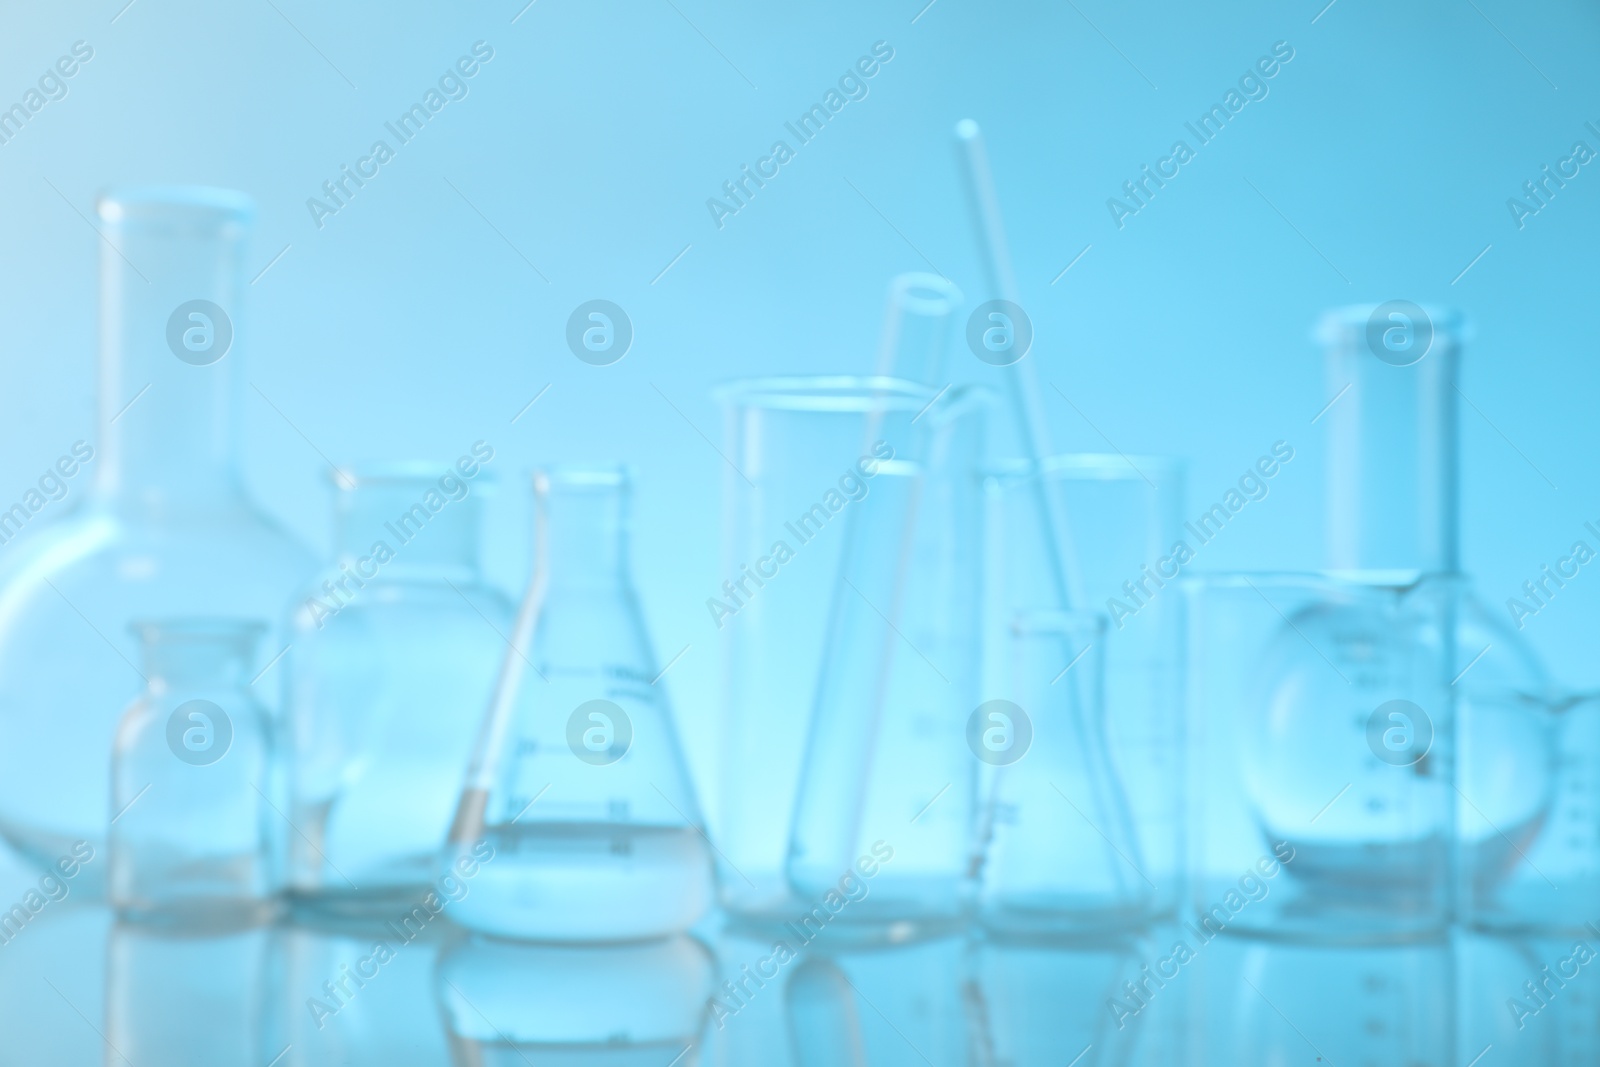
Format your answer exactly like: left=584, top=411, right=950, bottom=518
left=445, top=466, right=714, bottom=942
left=978, top=611, right=1151, bottom=934
left=0, top=188, right=314, bottom=875
left=285, top=462, right=512, bottom=913
left=109, top=619, right=280, bottom=923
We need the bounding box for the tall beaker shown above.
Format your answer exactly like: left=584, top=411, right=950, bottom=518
left=285, top=462, right=512, bottom=913
left=712, top=377, right=942, bottom=918
left=784, top=385, right=989, bottom=929
left=0, top=188, right=314, bottom=875
left=983, top=454, right=1186, bottom=920
left=445, top=466, right=714, bottom=942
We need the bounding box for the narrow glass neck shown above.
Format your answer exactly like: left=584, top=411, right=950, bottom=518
left=536, top=470, right=630, bottom=591
left=135, top=620, right=261, bottom=689
left=93, top=190, right=254, bottom=512
left=1321, top=309, right=1461, bottom=574
left=337, top=474, right=483, bottom=579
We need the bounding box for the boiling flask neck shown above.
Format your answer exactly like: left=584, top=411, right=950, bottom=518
left=92, top=189, right=256, bottom=518
left=1318, top=305, right=1463, bottom=575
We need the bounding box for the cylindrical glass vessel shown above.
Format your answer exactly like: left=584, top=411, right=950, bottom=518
left=712, top=377, right=936, bottom=918
left=983, top=454, right=1186, bottom=921
left=109, top=618, right=279, bottom=923
left=286, top=462, right=512, bottom=913
left=784, top=385, right=989, bottom=929
left=0, top=188, right=313, bottom=875
left=446, top=466, right=715, bottom=942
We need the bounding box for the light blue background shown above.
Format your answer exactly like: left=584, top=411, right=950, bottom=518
left=1, top=0, right=1597, bottom=817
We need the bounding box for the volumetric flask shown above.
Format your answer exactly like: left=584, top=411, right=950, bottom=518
left=984, top=454, right=1186, bottom=920
left=445, top=466, right=714, bottom=942
left=109, top=619, right=280, bottom=925
left=785, top=386, right=989, bottom=930
left=713, top=376, right=944, bottom=919
left=1186, top=572, right=1462, bottom=941
left=285, top=461, right=512, bottom=914
left=977, top=611, right=1152, bottom=935
left=0, top=188, right=313, bottom=877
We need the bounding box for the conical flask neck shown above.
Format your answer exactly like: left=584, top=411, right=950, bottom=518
left=535, top=468, right=630, bottom=591
left=92, top=189, right=253, bottom=513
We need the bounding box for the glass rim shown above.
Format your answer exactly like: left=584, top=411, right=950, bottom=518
left=1008, top=608, right=1108, bottom=638
left=985, top=453, right=1183, bottom=484
left=533, top=463, right=629, bottom=490
left=128, top=617, right=268, bottom=644
left=712, top=375, right=938, bottom=413
left=1178, top=569, right=1468, bottom=594
left=97, top=186, right=256, bottom=227
left=328, top=462, right=493, bottom=488
left=1315, top=303, right=1469, bottom=346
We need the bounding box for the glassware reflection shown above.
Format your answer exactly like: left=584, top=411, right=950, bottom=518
left=434, top=933, right=715, bottom=1065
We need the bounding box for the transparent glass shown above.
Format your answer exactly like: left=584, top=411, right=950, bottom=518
left=713, top=376, right=939, bottom=917
left=285, top=465, right=512, bottom=913
left=1225, top=937, right=1455, bottom=1065
left=984, top=455, right=1186, bottom=919
left=784, top=385, right=989, bottom=929
left=977, top=611, right=1152, bottom=934
left=435, top=935, right=715, bottom=1063
left=1459, top=931, right=1600, bottom=1062
left=105, top=919, right=284, bottom=1066
left=445, top=466, right=715, bottom=941
left=1187, top=573, right=1468, bottom=939
left=1466, top=692, right=1599, bottom=933
left=0, top=188, right=314, bottom=877
left=109, top=618, right=279, bottom=923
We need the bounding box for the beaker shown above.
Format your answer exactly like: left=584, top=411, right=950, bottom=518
left=444, top=465, right=715, bottom=942
left=1466, top=692, right=1598, bottom=933
left=285, top=463, right=512, bottom=914
left=0, top=188, right=314, bottom=877
left=712, top=376, right=946, bottom=918
left=435, top=934, right=715, bottom=1064
left=983, top=454, right=1186, bottom=920
left=977, top=611, right=1153, bottom=935
left=1186, top=572, right=1463, bottom=939
left=109, top=618, right=280, bottom=924
left=784, top=385, right=990, bottom=929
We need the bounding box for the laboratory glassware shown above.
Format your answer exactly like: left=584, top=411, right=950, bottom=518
left=1185, top=572, right=1461, bottom=939
left=785, top=385, right=990, bottom=929
left=285, top=464, right=512, bottom=914
left=977, top=610, right=1152, bottom=935
left=1467, top=692, right=1598, bottom=933
left=435, top=935, right=714, bottom=1063
left=109, top=618, right=280, bottom=923
left=445, top=465, right=714, bottom=942
left=0, top=187, right=314, bottom=876
left=713, top=376, right=941, bottom=918
left=106, top=919, right=283, bottom=1066
left=984, top=454, right=1186, bottom=920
